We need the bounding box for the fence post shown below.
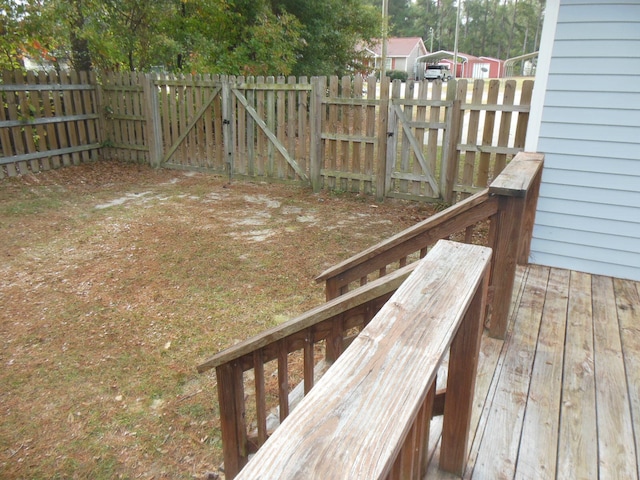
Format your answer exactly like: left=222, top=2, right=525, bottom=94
left=441, top=80, right=462, bottom=204
left=143, top=74, right=163, bottom=168
left=309, top=76, right=324, bottom=192
left=221, top=77, right=234, bottom=180
left=376, top=76, right=390, bottom=202
left=384, top=80, right=400, bottom=196
left=487, top=152, right=544, bottom=338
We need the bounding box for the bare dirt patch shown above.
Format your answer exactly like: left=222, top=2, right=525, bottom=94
left=0, top=161, right=434, bottom=479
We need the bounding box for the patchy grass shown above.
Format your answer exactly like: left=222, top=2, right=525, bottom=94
left=0, top=161, right=432, bottom=479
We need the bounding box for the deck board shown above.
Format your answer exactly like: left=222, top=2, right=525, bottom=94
left=516, top=267, right=569, bottom=480
left=471, top=265, right=547, bottom=479
left=592, top=274, right=637, bottom=478
left=557, top=271, right=597, bottom=479
left=423, top=265, right=640, bottom=479
left=614, top=278, right=640, bottom=480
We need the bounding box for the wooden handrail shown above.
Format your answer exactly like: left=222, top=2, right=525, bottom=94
left=235, top=240, right=492, bottom=479
left=315, top=151, right=544, bottom=338
left=198, top=263, right=419, bottom=478
left=197, top=263, right=417, bottom=373
left=315, top=188, right=498, bottom=298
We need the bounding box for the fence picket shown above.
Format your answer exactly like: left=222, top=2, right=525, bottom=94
left=364, top=75, right=376, bottom=195
left=69, top=71, right=88, bottom=164
left=0, top=71, right=18, bottom=177
left=514, top=80, right=534, bottom=150
left=351, top=75, right=363, bottom=193
left=459, top=80, right=480, bottom=198
left=27, top=71, right=47, bottom=172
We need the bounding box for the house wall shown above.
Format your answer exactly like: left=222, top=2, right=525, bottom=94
left=527, top=0, right=640, bottom=281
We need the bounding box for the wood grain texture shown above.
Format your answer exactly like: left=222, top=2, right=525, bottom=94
left=515, top=267, right=569, bottom=480
left=234, top=241, right=491, bottom=479
left=614, top=278, right=640, bottom=479
left=473, top=265, right=547, bottom=479
left=592, top=275, right=637, bottom=479
left=557, top=271, right=597, bottom=480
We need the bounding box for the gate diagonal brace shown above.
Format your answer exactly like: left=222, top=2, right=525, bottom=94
left=232, top=88, right=309, bottom=183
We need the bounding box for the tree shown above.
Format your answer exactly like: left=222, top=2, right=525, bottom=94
left=387, top=0, right=544, bottom=59
left=1, top=0, right=28, bottom=70
left=269, top=0, right=379, bottom=76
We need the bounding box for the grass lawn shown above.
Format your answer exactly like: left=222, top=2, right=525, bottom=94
left=0, top=160, right=431, bottom=479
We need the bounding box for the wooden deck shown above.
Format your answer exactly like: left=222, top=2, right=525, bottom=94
left=426, top=265, right=640, bottom=479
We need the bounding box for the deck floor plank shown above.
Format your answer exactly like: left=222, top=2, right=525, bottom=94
left=557, top=271, right=598, bottom=479
left=515, top=267, right=570, bottom=480
left=470, top=265, right=548, bottom=479
left=592, top=275, right=637, bottom=479
left=614, top=278, right=640, bottom=480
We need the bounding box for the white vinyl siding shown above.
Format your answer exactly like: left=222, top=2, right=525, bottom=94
left=529, top=0, right=640, bottom=281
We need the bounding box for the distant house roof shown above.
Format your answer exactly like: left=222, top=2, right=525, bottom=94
left=364, top=37, right=427, bottom=58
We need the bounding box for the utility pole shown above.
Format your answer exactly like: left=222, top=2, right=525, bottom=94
left=453, top=0, right=461, bottom=78
left=381, top=0, right=389, bottom=79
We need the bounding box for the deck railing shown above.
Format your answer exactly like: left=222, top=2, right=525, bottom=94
left=234, top=240, right=492, bottom=479
left=316, top=151, right=544, bottom=338
left=197, top=263, right=418, bottom=477
left=197, top=151, right=543, bottom=478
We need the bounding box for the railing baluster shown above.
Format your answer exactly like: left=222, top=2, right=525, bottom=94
left=325, top=314, right=344, bottom=363
left=303, top=331, right=314, bottom=394
left=253, top=350, right=267, bottom=446
left=277, top=341, right=289, bottom=422
left=419, top=382, right=437, bottom=476
left=464, top=224, right=475, bottom=243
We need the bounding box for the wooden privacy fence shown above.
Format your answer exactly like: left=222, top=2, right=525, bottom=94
left=1, top=70, right=533, bottom=204
left=0, top=70, right=101, bottom=179
left=196, top=152, right=544, bottom=478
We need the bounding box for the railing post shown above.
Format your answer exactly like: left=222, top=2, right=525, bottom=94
left=216, top=362, right=247, bottom=479
left=518, top=160, right=543, bottom=264
left=440, top=258, right=489, bottom=474
left=487, top=152, right=544, bottom=338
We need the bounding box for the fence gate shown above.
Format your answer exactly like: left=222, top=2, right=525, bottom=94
left=229, top=77, right=311, bottom=183
left=153, top=75, right=225, bottom=172
left=384, top=80, right=455, bottom=202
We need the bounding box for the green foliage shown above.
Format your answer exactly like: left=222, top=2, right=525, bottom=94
left=269, top=0, right=379, bottom=76
left=387, top=70, right=408, bottom=81
left=4, top=0, right=377, bottom=76
left=370, top=0, right=545, bottom=60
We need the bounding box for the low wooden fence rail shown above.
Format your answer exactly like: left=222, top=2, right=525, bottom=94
left=316, top=151, right=544, bottom=338
left=233, top=240, right=491, bottom=479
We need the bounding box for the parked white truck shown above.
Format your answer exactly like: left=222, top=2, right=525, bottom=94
left=424, top=64, right=453, bottom=81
